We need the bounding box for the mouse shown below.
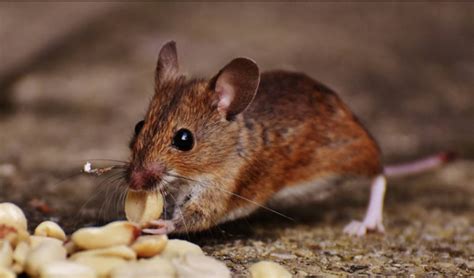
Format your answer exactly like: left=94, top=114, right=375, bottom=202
left=126, top=41, right=454, bottom=236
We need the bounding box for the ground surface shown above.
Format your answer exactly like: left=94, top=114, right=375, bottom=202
left=0, top=3, right=473, bottom=276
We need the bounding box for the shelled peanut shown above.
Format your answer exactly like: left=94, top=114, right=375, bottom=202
left=124, top=190, right=163, bottom=226
left=0, top=196, right=291, bottom=278
left=249, top=261, right=292, bottom=278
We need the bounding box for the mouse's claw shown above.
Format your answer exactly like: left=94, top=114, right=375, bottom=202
left=142, top=219, right=175, bottom=235
left=343, top=219, right=385, bottom=237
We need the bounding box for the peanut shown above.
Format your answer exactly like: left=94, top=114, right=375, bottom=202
left=249, top=261, right=292, bottom=278
left=124, top=191, right=163, bottom=225
left=11, top=262, right=23, bottom=274
left=64, top=240, right=78, bottom=255
left=110, top=257, right=176, bottom=278
left=173, top=253, right=231, bottom=278
left=12, top=241, right=29, bottom=267
left=0, top=203, right=27, bottom=231
left=1, top=193, right=264, bottom=278
left=71, top=221, right=139, bottom=250
left=0, top=224, right=29, bottom=248
left=0, top=266, right=15, bottom=278
left=39, top=261, right=96, bottom=278
left=0, top=241, right=13, bottom=267
left=34, top=221, right=66, bottom=241
left=25, top=240, right=67, bottom=277
left=131, top=235, right=168, bottom=258
left=29, top=235, right=63, bottom=249
left=160, top=239, right=203, bottom=259
left=70, top=245, right=136, bottom=261
left=72, top=256, right=127, bottom=278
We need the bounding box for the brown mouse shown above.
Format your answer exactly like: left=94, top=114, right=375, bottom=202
left=127, top=41, right=454, bottom=236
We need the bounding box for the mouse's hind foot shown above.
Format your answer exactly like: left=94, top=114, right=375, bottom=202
left=343, top=218, right=385, bottom=236
left=343, top=175, right=386, bottom=237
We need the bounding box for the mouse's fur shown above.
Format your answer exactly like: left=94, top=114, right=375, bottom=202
left=128, top=41, right=382, bottom=233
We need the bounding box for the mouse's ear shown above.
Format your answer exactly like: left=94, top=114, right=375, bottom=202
left=155, top=41, right=179, bottom=82
left=211, top=57, right=260, bottom=120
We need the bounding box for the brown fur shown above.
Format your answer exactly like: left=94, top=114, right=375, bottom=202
left=128, top=43, right=382, bottom=233
left=227, top=71, right=381, bottom=213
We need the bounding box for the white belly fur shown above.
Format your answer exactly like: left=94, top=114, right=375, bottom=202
left=268, top=176, right=343, bottom=209
left=219, top=205, right=258, bottom=224
left=221, top=176, right=345, bottom=223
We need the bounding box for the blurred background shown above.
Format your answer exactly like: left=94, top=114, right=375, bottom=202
left=0, top=3, right=473, bottom=276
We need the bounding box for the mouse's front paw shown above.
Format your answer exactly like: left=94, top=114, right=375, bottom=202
left=142, top=219, right=175, bottom=235
left=343, top=219, right=385, bottom=237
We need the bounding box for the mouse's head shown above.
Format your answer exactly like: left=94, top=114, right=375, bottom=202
left=126, top=41, right=259, bottom=229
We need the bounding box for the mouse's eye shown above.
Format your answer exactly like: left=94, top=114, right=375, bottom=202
left=134, top=120, right=145, bottom=136
left=172, top=129, right=194, bottom=151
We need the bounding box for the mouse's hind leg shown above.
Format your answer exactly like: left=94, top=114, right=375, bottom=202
left=343, top=174, right=386, bottom=236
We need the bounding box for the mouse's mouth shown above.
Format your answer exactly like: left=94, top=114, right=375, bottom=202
left=126, top=165, right=195, bottom=220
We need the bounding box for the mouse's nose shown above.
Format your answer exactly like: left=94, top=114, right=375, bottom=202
left=128, top=163, right=164, bottom=191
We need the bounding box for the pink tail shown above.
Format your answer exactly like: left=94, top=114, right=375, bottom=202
left=384, top=151, right=456, bottom=177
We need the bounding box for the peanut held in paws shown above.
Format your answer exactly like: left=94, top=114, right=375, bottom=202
left=124, top=191, right=164, bottom=226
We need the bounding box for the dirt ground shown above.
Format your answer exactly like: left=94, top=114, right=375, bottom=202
left=0, top=3, right=473, bottom=276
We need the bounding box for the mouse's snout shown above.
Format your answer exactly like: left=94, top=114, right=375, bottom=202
left=128, top=163, right=164, bottom=191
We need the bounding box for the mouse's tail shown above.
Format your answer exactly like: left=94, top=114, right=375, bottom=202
left=384, top=151, right=457, bottom=178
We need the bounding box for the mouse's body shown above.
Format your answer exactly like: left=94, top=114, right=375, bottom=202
left=127, top=42, right=449, bottom=236
left=221, top=70, right=381, bottom=222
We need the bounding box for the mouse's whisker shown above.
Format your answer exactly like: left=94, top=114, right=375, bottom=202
left=160, top=178, right=176, bottom=218
left=168, top=179, right=222, bottom=230
left=75, top=175, right=115, bottom=226
left=165, top=173, right=198, bottom=183
left=168, top=191, right=190, bottom=238
left=155, top=184, right=168, bottom=221
left=78, top=170, right=126, bottom=223
left=50, top=170, right=88, bottom=188
left=108, top=175, right=128, bottom=218
left=105, top=176, right=128, bottom=220
left=199, top=180, right=294, bottom=222
left=118, top=181, right=128, bottom=205
left=166, top=172, right=294, bottom=222
left=84, top=158, right=129, bottom=165
left=115, top=180, right=129, bottom=217
left=103, top=173, right=129, bottom=220
left=98, top=175, right=121, bottom=221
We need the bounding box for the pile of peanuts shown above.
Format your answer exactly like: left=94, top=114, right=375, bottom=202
left=0, top=190, right=292, bottom=278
